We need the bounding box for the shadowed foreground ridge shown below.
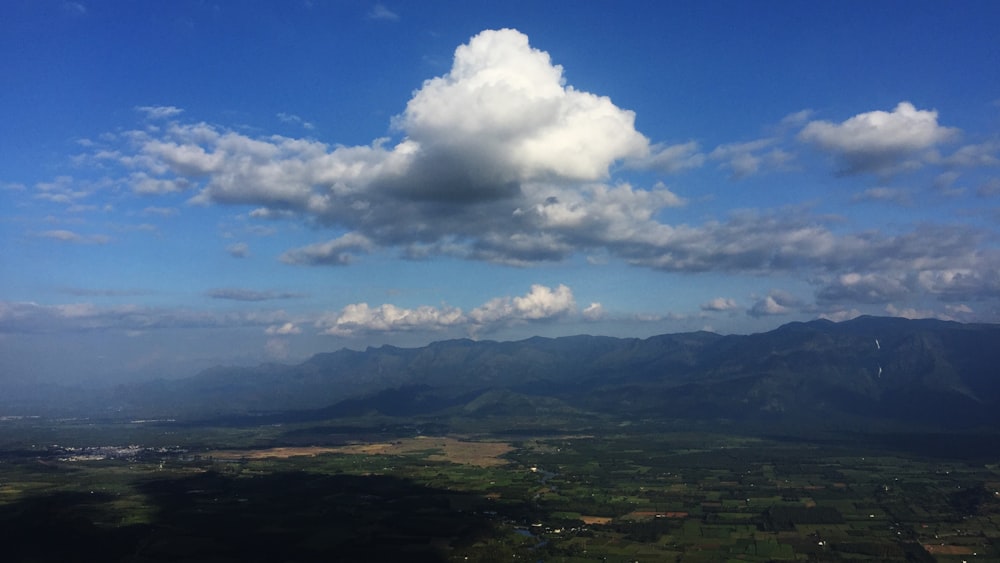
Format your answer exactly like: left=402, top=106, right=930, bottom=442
left=0, top=471, right=500, bottom=563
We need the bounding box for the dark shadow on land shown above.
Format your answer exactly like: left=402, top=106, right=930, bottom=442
left=0, top=471, right=510, bottom=563
left=0, top=490, right=146, bottom=563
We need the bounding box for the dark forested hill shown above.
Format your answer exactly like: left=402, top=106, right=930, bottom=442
left=64, top=316, right=1000, bottom=429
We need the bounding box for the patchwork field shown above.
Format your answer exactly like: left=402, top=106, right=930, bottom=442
left=1, top=418, right=998, bottom=562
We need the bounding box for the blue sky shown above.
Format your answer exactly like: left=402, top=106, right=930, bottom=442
left=2, top=1, right=1000, bottom=384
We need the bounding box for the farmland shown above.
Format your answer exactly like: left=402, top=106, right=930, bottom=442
left=0, top=415, right=998, bottom=561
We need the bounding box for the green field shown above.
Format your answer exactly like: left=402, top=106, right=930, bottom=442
left=1, top=416, right=998, bottom=562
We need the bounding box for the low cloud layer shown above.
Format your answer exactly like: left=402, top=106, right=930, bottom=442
left=0, top=284, right=592, bottom=339
left=317, top=283, right=580, bottom=336
left=0, top=301, right=289, bottom=334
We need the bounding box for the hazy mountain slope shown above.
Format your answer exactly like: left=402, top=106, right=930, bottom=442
left=101, top=316, right=1000, bottom=429
left=623, top=316, right=1000, bottom=427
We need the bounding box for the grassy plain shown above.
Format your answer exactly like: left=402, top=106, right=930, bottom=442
left=0, top=415, right=998, bottom=562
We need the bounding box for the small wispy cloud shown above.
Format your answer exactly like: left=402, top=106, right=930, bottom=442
left=780, top=109, right=814, bottom=127
left=135, top=105, right=184, bottom=120
left=63, top=2, right=86, bottom=16
left=977, top=177, right=1000, bottom=197
left=58, top=287, right=148, bottom=297
left=277, top=112, right=315, bottom=130
left=141, top=206, right=179, bottom=218
left=265, top=322, right=302, bottom=335
left=850, top=187, right=912, bottom=206
left=37, top=230, right=110, bottom=244
left=226, top=242, right=249, bottom=258
left=582, top=302, right=605, bottom=320
left=700, top=297, right=739, bottom=312
left=710, top=139, right=793, bottom=179
left=367, top=2, right=399, bottom=21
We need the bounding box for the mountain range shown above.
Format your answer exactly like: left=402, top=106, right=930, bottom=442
left=92, top=315, right=1000, bottom=432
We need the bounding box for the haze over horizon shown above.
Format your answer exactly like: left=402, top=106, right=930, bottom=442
left=2, top=1, right=1000, bottom=385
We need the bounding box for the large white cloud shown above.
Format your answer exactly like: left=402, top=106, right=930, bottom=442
left=398, top=29, right=648, bottom=186
left=799, top=102, right=957, bottom=175
left=102, top=29, right=662, bottom=265
left=142, top=28, right=648, bottom=213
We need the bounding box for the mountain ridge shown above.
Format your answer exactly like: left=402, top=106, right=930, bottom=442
left=7, top=316, right=998, bottom=432
left=93, top=315, right=1000, bottom=431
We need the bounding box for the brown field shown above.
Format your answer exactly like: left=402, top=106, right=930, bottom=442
left=206, top=436, right=514, bottom=467
left=579, top=515, right=613, bottom=525
left=922, top=544, right=976, bottom=555
left=206, top=446, right=343, bottom=460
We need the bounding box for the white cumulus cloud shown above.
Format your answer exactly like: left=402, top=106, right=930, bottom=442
left=103, top=29, right=662, bottom=268
left=318, top=303, right=465, bottom=336
left=748, top=290, right=800, bottom=318
left=469, top=284, right=576, bottom=324
left=799, top=101, right=958, bottom=175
